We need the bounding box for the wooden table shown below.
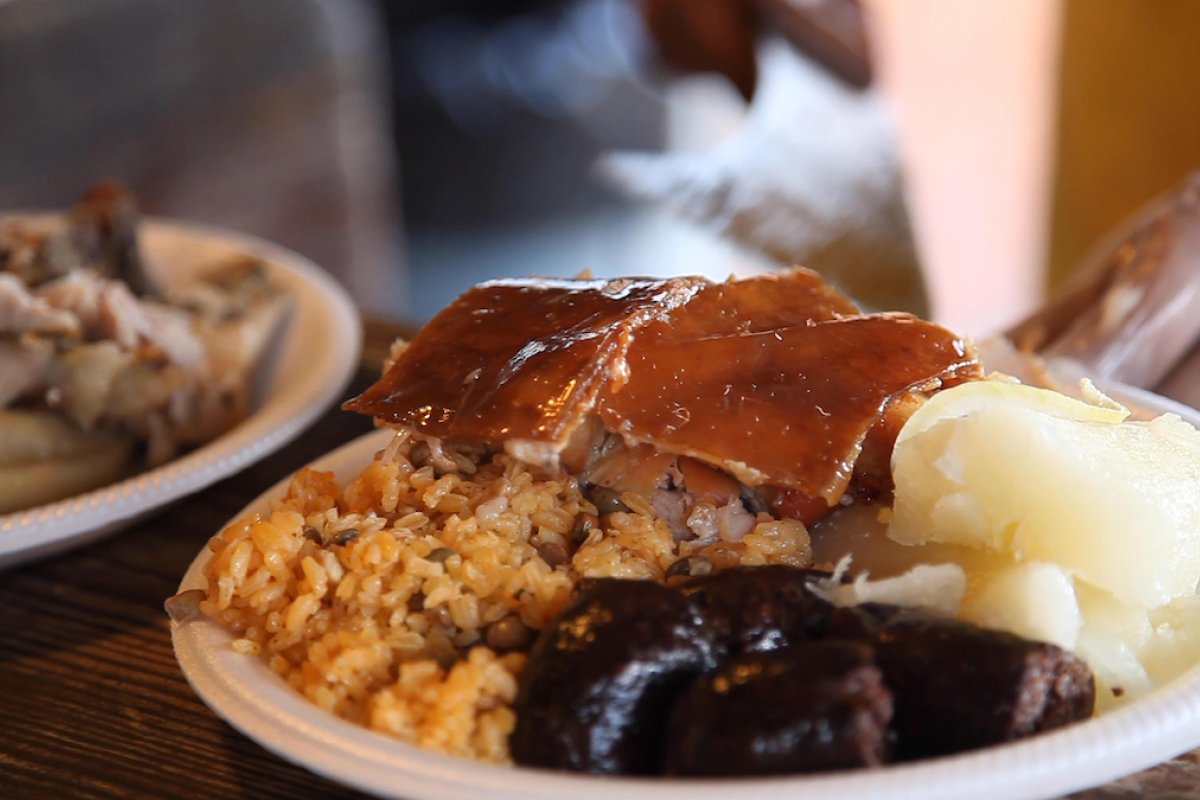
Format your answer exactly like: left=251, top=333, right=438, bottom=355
left=2, top=318, right=1198, bottom=799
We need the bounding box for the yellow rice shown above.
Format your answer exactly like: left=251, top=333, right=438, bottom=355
left=200, top=432, right=813, bottom=763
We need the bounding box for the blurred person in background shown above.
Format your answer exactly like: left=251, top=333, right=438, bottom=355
left=384, top=0, right=1200, bottom=337
left=625, top=0, right=1200, bottom=335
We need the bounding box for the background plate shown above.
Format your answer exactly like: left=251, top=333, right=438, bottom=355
left=0, top=216, right=361, bottom=567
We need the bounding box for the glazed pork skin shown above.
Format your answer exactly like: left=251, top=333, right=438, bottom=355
left=344, top=276, right=707, bottom=467
left=600, top=310, right=979, bottom=504
left=346, top=270, right=981, bottom=515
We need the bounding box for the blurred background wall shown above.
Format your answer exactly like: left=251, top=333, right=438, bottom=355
left=3, top=0, right=1200, bottom=330
left=0, top=0, right=405, bottom=314
left=1048, top=0, right=1200, bottom=287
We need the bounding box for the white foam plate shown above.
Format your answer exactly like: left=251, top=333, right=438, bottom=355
left=172, top=385, right=1200, bottom=800
left=0, top=216, right=361, bottom=567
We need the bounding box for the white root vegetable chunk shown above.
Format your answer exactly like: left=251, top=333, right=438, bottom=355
left=888, top=380, right=1200, bottom=608
left=810, top=560, right=966, bottom=616
left=960, top=561, right=1081, bottom=650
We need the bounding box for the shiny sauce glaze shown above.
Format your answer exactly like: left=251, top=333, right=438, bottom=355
left=346, top=270, right=981, bottom=506
left=344, top=276, right=704, bottom=448
left=599, top=311, right=979, bottom=502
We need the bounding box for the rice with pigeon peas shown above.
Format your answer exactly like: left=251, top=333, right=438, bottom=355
left=199, top=431, right=813, bottom=763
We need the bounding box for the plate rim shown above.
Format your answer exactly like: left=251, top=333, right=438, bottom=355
left=0, top=215, right=363, bottom=566
left=172, top=386, right=1200, bottom=800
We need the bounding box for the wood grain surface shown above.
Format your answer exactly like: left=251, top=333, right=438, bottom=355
left=1, top=318, right=1197, bottom=799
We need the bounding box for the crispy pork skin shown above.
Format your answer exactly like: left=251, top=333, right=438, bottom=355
left=600, top=312, right=978, bottom=503
left=345, top=276, right=706, bottom=466
left=347, top=270, right=981, bottom=519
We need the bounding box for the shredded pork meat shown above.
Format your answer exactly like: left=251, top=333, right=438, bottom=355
left=0, top=184, right=289, bottom=513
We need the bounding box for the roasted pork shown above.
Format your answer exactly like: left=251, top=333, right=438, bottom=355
left=0, top=185, right=290, bottom=511
left=347, top=269, right=981, bottom=525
